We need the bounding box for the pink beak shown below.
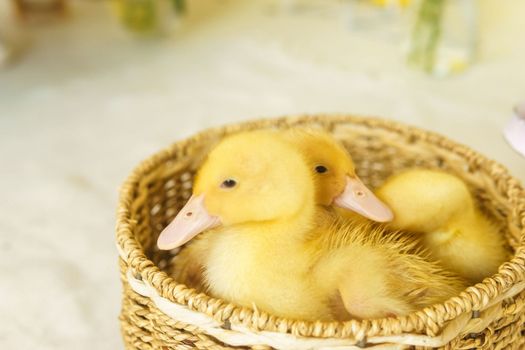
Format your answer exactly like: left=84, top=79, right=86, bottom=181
left=333, top=176, right=394, bottom=222
left=157, top=194, right=221, bottom=250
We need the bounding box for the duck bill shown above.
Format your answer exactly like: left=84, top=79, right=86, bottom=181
left=333, top=176, right=394, bottom=222
left=157, top=194, right=221, bottom=250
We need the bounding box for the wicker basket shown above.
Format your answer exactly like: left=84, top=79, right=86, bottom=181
left=116, top=115, right=525, bottom=349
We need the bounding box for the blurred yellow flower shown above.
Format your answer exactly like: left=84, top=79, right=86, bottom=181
left=371, top=0, right=412, bottom=7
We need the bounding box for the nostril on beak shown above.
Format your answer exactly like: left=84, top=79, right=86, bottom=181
left=185, top=211, right=193, bottom=217
left=355, top=190, right=365, bottom=197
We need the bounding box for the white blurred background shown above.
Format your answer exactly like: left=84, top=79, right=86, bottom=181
left=0, top=0, right=524, bottom=349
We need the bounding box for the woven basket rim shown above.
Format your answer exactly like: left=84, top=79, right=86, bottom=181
left=116, top=114, right=525, bottom=339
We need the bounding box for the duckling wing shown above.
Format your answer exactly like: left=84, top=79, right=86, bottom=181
left=313, top=219, right=466, bottom=320
left=327, top=244, right=466, bottom=319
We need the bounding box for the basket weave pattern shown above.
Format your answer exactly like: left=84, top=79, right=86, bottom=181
left=116, top=115, right=525, bottom=349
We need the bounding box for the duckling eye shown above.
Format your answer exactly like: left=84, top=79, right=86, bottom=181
left=315, top=165, right=328, bottom=174
left=221, top=179, right=237, bottom=189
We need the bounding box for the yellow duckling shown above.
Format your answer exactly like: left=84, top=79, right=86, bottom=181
left=376, top=169, right=508, bottom=283
left=159, top=131, right=465, bottom=320
left=283, top=129, right=507, bottom=283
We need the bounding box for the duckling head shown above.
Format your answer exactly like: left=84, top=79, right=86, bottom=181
left=157, top=130, right=314, bottom=250
left=284, top=129, right=393, bottom=222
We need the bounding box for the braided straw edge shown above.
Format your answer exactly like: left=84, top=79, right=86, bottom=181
left=116, top=114, right=525, bottom=342
left=119, top=260, right=525, bottom=349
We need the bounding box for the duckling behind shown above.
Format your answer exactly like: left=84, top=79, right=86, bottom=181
left=282, top=128, right=507, bottom=283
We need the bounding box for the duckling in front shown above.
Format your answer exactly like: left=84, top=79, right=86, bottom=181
left=158, top=131, right=465, bottom=320
left=376, top=169, right=508, bottom=283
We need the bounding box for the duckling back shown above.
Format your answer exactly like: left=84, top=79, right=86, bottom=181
left=376, top=169, right=508, bottom=283
left=376, top=170, right=472, bottom=233
left=313, top=214, right=466, bottom=319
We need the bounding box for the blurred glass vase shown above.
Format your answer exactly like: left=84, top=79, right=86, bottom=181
left=115, top=0, right=185, bottom=34
left=406, top=0, right=478, bottom=76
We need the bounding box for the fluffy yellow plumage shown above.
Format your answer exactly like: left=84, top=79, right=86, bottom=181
left=376, top=169, right=508, bottom=283
left=163, top=130, right=465, bottom=320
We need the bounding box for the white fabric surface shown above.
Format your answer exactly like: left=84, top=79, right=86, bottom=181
left=0, top=1, right=524, bottom=349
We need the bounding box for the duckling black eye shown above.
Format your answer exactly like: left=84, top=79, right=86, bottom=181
left=221, top=179, right=237, bottom=188
left=315, top=165, right=328, bottom=174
